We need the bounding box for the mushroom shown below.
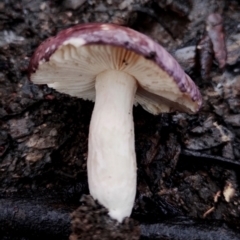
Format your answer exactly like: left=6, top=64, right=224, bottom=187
left=28, top=23, right=202, bottom=223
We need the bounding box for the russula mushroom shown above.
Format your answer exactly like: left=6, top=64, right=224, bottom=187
left=28, top=23, right=202, bottom=222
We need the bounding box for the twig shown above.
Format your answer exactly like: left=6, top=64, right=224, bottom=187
left=181, top=149, right=240, bottom=168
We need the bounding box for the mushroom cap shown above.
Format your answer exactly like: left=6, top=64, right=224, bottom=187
left=29, top=23, right=202, bottom=114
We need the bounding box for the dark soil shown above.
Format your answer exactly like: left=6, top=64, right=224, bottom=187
left=1, top=0, right=240, bottom=239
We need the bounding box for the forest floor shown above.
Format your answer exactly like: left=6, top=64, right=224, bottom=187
left=1, top=0, right=240, bottom=239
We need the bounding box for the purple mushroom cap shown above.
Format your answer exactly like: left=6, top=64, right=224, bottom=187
left=28, top=23, right=202, bottom=114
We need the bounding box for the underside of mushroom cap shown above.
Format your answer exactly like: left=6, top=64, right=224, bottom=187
left=29, top=23, right=202, bottom=114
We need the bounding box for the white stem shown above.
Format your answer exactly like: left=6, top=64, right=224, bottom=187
left=87, top=69, right=137, bottom=222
